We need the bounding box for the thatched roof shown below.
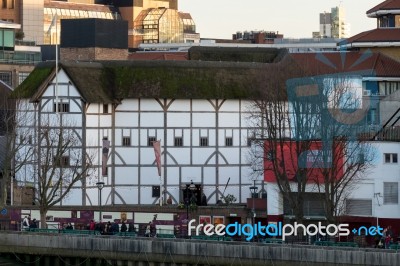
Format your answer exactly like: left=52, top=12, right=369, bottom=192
left=14, top=49, right=400, bottom=104
left=13, top=53, right=295, bottom=103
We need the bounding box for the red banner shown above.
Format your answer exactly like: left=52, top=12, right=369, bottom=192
left=153, top=140, right=162, bottom=176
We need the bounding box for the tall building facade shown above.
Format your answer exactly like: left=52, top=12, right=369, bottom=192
left=340, top=0, right=400, bottom=61
left=313, top=6, right=350, bottom=38
left=0, top=0, right=197, bottom=48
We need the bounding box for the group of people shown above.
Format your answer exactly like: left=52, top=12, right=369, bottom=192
left=377, top=226, right=395, bottom=249
left=88, top=219, right=135, bottom=235
left=21, top=215, right=37, bottom=230
left=145, top=221, right=157, bottom=237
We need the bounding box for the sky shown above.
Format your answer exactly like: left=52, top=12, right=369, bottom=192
left=179, top=0, right=382, bottom=39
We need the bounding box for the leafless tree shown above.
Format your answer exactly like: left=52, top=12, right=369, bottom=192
left=15, top=114, right=94, bottom=228
left=0, top=91, right=34, bottom=206
left=247, top=71, right=375, bottom=224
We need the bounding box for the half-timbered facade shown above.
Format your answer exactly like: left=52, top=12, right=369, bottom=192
left=11, top=51, right=400, bottom=227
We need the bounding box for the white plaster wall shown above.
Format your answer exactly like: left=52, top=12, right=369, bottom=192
left=167, top=113, right=190, bottom=127
left=116, top=99, right=139, bottom=111
left=168, top=99, right=190, bottom=111
left=140, top=99, right=163, bottom=111
left=192, top=113, right=215, bottom=127
left=192, top=100, right=215, bottom=111
left=115, top=112, right=139, bottom=127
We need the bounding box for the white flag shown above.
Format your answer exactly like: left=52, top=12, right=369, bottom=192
left=46, top=14, right=57, bottom=35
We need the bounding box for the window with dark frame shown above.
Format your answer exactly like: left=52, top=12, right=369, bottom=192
left=152, top=186, right=160, bottom=197
left=54, top=156, right=70, bottom=167
left=53, top=102, right=70, bottom=113
left=247, top=137, right=253, bottom=147
left=122, top=136, right=131, bottom=146
left=148, top=136, right=156, bottom=146
left=103, top=104, right=108, bottom=114
left=384, top=153, right=398, bottom=163
left=200, top=137, right=208, bottom=147
left=174, top=137, right=183, bottom=147
left=225, top=137, right=233, bottom=147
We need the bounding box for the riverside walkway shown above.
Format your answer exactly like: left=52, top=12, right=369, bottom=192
left=0, top=231, right=399, bottom=266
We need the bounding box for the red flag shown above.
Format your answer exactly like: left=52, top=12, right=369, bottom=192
left=153, top=140, right=162, bottom=176
left=102, top=139, right=110, bottom=176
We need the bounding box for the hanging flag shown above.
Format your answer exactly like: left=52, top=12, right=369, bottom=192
left=102, top=139, right=110, bottom=176
left=46, top=13, right=57, bottom=35
left=153, top=140, right=162, bottom=176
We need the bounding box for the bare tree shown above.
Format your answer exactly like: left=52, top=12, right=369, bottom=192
left=247, top=71, right=375, bottom=224
left=311, top=75, right=375, bottom=223
left=14, top=113, right=94, bottom=228
left=0, top=92, right=34, bottom=206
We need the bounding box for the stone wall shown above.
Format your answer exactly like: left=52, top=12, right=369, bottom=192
left=0, top=232, right=399, bottom=265
left=60, top=47, right=129, bottom=61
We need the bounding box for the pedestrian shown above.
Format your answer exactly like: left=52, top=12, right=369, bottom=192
left=128, top=223, right=135, bottom=232
left=105, top=221, right=112, bottom=234
left=111, top=220, right=119, bottom=234
left=121, top=221, right=127, bottom=232
left=167, top=196, right=172, bottom=205
left=145, top=222, right=151, bottom=237
left=89, top=220, right=96, bottom=231
left=22, top=216, right=30, bottom=231
left=66, top=223, right=73, bottom=230
left=29, top=219, right=37, bottom=229
left=201, top=193, right=207, bottom=206
left=150, top=221, right=156, bottom=237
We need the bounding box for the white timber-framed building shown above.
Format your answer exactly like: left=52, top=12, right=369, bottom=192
left=11, top=50, right=400, bottom=227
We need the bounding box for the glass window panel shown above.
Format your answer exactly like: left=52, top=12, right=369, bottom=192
left=3, top=30, right=13, bottom=47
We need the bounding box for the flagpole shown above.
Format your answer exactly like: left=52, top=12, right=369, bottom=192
left=159, top=140, right=163, bottom=206
left=55, top=13, right=58, bottom=116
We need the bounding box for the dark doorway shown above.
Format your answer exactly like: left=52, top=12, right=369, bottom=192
left=181, top=184, right=202, bottom=206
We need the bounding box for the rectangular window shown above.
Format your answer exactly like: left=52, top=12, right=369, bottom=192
left=103, top=104, right=108, bottom=114
left=122, top=136, right=131, bottom=146
left=225, top=137, right=233, bottom=147
left=18, top=72, right=29, bottom=85
left=174, top=137, right=183, bottom=147
left=0, top=71, right=12, bottom=86
left=384, top=153, right=398, bottom=163
left=200, top=137, right=208, bottom=147
left=384, top=182, right=398, bottom=204
left=345, top=199, right=372, bottom=216
left=53, top=103, right=70, bottom=113
left=247, top=137, right=253, bottom=147
left=148, top=136, right=156, bottom=146
left=152, top=186, right=160, bottom=197
left=54, top=156, right=70, bottom=167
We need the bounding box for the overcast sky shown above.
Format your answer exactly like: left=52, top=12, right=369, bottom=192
left=179, top=0, right=381, bottom=39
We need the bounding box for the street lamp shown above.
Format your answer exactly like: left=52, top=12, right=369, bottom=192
left=96, top=181, right=105, bottom=222
left=185, top=180, right=196, bottom=237
left=249, top=180, right=258, bottom=227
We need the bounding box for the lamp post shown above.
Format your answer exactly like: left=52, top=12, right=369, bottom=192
left=185, top=180, right=196, bottom=237
left=249, top=180, right=258, bottom=227
left=96, top=181, right=104, bottom=222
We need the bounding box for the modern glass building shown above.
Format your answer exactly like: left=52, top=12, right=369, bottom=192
left=134, top=7, right=184, bottom=46
left=1, top=0, right=197, bottom=49
left=0, top=20, right=40, bottom=88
